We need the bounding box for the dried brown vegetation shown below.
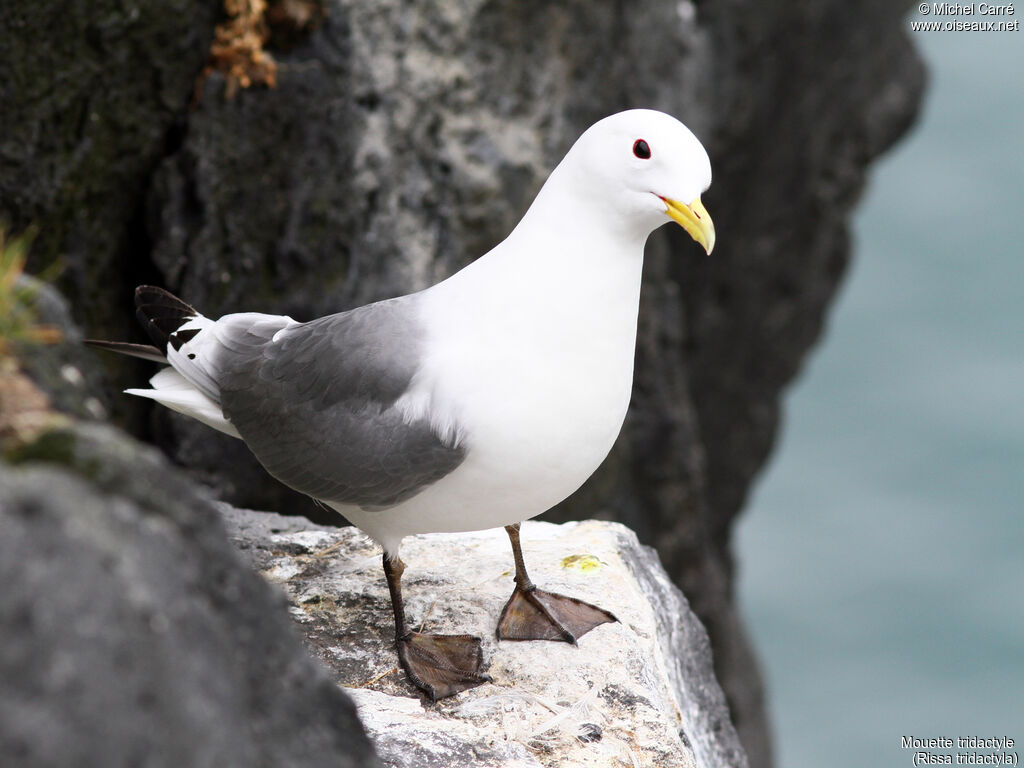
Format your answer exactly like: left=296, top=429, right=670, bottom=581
left=201, top=0, right=327, bottom=99
left=0, top=228, right=65, bottom=448
left=0, top=228, right=61, bottom=357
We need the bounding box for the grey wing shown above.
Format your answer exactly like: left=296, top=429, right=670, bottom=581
left=214, top=297, right=466, bottom=510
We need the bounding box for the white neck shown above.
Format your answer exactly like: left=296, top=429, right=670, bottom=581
left=444, top=164, right=652, bottom=315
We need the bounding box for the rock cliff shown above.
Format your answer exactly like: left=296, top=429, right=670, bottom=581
left=0, top=2, right=925, bottom=763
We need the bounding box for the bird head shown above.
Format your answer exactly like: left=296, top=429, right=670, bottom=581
left=560, top=109, right=715, bottom=254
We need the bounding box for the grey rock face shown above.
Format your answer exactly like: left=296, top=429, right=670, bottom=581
left=0, top=2, right=926, bottom=763
left=0, top=0, right=221, bottom=432
left=0, top=0, right=220, bottom=338
left=0, top=424, right=379, bottom=768
left=221, top=508, right=749, bottom=768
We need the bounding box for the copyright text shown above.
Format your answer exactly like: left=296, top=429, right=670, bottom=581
left=911, top=2, right=1021, bottom=29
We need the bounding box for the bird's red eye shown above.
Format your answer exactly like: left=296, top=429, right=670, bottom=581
left=632, top=139, right=651, bottom=159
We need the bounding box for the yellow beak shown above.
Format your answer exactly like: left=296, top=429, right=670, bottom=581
left=663, top=196, right=715, bottom=255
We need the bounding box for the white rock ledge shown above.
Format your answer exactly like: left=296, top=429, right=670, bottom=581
left=221, top=508, right=748, bottom=768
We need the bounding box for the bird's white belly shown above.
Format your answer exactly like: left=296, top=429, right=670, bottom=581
left=332, top=233, right=646, bottom=553
left=337, top=320, right=636, bottom=552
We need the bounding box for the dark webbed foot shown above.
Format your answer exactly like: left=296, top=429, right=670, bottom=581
left=383, top=553, right=491, bottom=701
left=496, top=585, right=617, bottom=643
left=397, top=632, right=491, bottom=701
left=497, top=523, right=617, bottom=643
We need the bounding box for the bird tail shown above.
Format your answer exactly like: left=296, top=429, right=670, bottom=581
left=85, top=285, right=241, bottom=439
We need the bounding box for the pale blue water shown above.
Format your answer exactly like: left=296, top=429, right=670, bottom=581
left=737, top=17, right=1024, bottom=768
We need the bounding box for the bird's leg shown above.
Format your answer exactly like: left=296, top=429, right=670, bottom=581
left=382, top=552, right=490, bottom=701
left=496, top=523, right=617, bottom=643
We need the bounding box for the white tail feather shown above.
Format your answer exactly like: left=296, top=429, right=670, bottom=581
left=126, top=368, right=241, bottom=439
left=165, top=315, right=222, bottom=402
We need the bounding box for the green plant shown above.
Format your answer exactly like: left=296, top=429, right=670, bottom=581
left=0, top=226, right=62, bottom=357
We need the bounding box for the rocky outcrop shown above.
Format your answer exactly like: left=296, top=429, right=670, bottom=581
left=0, top=423, right=379, bottom=768
left=222, top=509, right=748, bottom=768
left=1, top=2, right=926, bottom=763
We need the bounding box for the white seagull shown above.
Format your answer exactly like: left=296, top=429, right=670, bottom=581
left=88, top=109, right=714, bottom=700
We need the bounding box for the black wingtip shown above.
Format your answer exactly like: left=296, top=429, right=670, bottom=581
left=134, top=286, right=200, bottom=349
left=83, top=339, right=168, bottom=363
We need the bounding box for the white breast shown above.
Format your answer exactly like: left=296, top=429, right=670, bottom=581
left=337, top=230, right=646, bottom=552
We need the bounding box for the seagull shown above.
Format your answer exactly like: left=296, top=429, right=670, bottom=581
left=87, top=109, right=714, bottom=700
